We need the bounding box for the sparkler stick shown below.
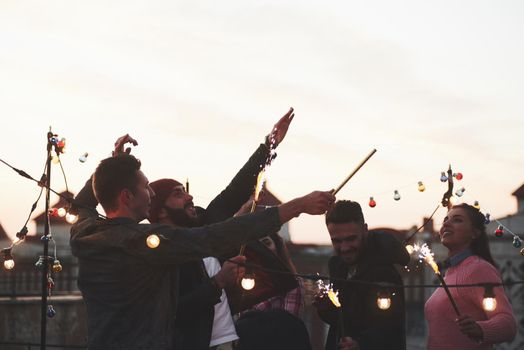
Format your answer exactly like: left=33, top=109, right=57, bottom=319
left=317, top=280, right=346, bottom=339
left=239, top=171, right=265, bottom=256
left=332, top=149, right=377, bottom=195
left=418, top=244, right=461, bottom=316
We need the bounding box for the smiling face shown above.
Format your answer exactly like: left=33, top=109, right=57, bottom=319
left=439, top=207, right=479, bottom=254
left=327, top=222, right=368, bottom=265
left=159, top=184, right=201, bottom=227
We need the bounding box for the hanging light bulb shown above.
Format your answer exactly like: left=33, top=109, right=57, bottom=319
left=482, top=285, right=497, bottom=312
left=449, top=195, right=458, bottom=205
left=376, top=290, right=392, bottom=310
left=52, top=155, right=60, bottom=164
left=57, top=207, right=67, bottom=218
left=494, top=225, right=504, bottom=237
left=2, top=249, right=15, bottom=270
left=241, top=269, right=256, bottom=291
left=417, top=181, right=426, bottom=192
left=440, top=172, right=448, bottom=182
left=473, top=201, right=481, bottom=210
left=4, top=258, right=15, bottom=270
left=47, top=277, right=55, bottom=290
left=52, top=259, right=63, bottom=272
left=241, top=275, right=255, bottom=290
left=521, top=248, right=524, bottom=256
left=146, top=234, right=160, bottom=249
left=79, top=152, right=89, bottom=163
left=369, top=197, right=376, bottom=208
left=393, top=190, right=401, bottom=201
left=405, top=245, right=414, bottom=255
left=484, top=213, right=491, bottom=224
left=513, top=236, right=522, bottom=248
left=452, top=172, right=464, bottom=181
left=47, top=305, right=56, bottom=318
left=35, top=256, right=44, bottom=268
left=455, top=187, right=465, bottom=197
left=65, top=213, right=78, bottom=224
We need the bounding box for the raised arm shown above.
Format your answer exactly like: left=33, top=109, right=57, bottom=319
left=205, top=108, right=295, bottom=223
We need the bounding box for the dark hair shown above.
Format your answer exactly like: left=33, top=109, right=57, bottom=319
left=269, top=233, right=297, bottom=274
left=236, top=309, right=312, bottom=350
left=93, top=154, right=142, bottom=212
left=452, top=203, right=496, bottom=267
left=325, top=200, right=365, bottom=225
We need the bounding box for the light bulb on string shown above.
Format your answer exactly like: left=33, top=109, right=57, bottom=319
left=49, top=208, right=59, bottom=217
left=513, top=236, right=522, bottom=248
left=52, top=259, right=63, bottom=272
left=417, top=181, right=426, bottom=192
left=449, top=195, right=458, bottom=205
left=376, top=290, right=392, bottom=310
left=440, top=172, right=448, bottom=182
left=494, top=225, right=504, bottom=237
left=473, top=201, right=481, bottom=210
left=453, top=172, right=463, bottom=180
left=2, top=249, right=15, bottom=270
left=393, top=190, right=401, bottom=201
left=241, top=272, right=256, bottom=291
left=520, top=248, right=524, bottom=256
left=65, top=213, right=78, bottom=224
left=47, top=305, right=56, bottom=318
left=52, top=155, right=60, bottom=164
left=146, top=234, right=160, bottom=249
left=4, top=258, right=15, bottom=270
left=79, top=152, right=89, bottom=163
left=455, top=187, right=465, bottom=197
left=405, top=245, right=414, bottom=255
left=57, top=208, right=67, bottom=218
left=482, top=285, right=497, bottom=312
left=369, top=197, right=376, bottom=208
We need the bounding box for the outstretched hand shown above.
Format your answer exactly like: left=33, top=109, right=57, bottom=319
left=113, top=134, right=138, bottom=156
left=268, top=107, right=294, bottom=148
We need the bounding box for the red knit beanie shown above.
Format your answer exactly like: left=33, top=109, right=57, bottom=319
left=149, top=178, right=183, bottom=223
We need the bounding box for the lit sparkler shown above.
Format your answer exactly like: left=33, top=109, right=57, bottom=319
left=416, top=243, right=461, bottom=316
left=316, top=279, right=345, bottom=338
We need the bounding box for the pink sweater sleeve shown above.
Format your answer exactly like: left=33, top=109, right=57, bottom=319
left=462, top=260, right=517, bottom=344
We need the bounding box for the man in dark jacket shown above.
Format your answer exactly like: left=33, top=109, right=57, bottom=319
left=315, top=200, right=409, bottom=350
left=147, top=108, right=294, bottom=350
left=70, top=134, right=335, bottom=350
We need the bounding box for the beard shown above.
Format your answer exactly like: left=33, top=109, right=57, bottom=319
left=163, top=205, right=201, bottom=228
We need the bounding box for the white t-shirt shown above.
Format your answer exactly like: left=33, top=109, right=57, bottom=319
left=203, top=257, right=239, bottom=347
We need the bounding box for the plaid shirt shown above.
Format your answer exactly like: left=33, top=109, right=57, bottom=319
left=252, top=278, right=304, bottom=317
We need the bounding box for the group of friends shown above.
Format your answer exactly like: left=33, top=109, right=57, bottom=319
left=69, top=108, right=517, bottom=350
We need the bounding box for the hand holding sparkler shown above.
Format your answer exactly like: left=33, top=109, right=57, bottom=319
left=456, top=315, right=483, bottom=342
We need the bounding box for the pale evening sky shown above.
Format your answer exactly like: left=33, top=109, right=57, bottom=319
left=0, top=0, right=523, bottom=244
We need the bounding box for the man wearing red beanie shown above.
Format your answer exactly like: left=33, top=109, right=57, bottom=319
left=148, top=108, right=295, bottom=350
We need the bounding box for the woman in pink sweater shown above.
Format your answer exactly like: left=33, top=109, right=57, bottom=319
left=425, top=203, right=517, bottom=349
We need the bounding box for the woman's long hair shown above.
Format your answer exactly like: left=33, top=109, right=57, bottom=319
left=453, top=203, right=497, bottom=267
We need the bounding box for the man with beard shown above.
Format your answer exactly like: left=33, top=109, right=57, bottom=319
left=148, top=108, right=295, bottom=350
left=70, top=131, right=335, bottom=350
left=314, top=200, right=409, bottom=350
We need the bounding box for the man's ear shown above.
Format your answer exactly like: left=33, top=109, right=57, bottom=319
left=119, top=189, right=133, bottom=206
